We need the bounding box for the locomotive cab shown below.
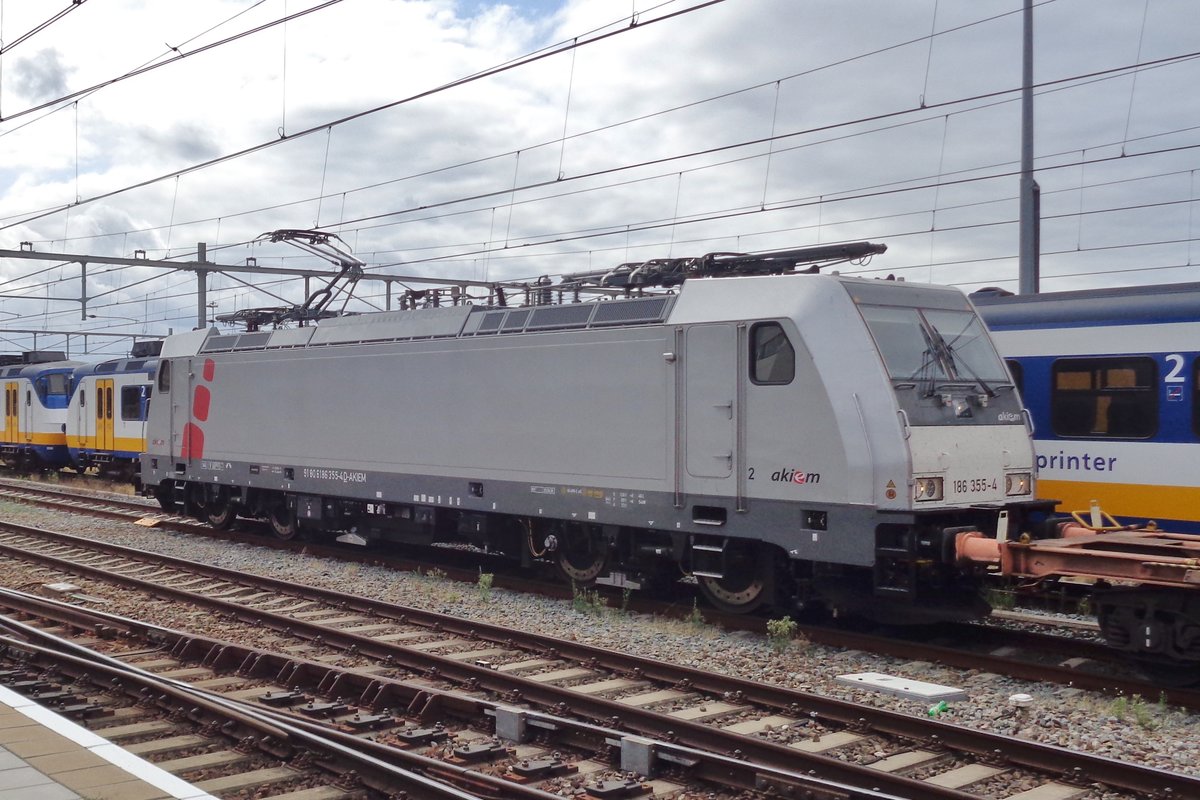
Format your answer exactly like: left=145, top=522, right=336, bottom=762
left=670, top=277, right=1051, bottom=621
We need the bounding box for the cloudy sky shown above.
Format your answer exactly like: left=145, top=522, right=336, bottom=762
left=0, top=0, right=1196, bottom=355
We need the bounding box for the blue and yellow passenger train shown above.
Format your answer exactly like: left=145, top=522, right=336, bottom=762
left=0, top=355, right=79, bottom=470
left=974, top=282, right=1200, bottom=534
left=0, top=346, right=158, bottom=480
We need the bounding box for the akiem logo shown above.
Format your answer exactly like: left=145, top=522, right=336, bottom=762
left=772, top=468, right=821, bottom=485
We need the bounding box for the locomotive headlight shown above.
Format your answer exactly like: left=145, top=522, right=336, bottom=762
left=1005, top=472, right=1032, bottom=496
left=914, top=476, right=943, bottom=501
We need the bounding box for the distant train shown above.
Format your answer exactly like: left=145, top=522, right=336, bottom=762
left=973, top=282, right=1200, bottom=534
left=0, top=354, right=79, bottom=470
left=66, top=355, right=157, bottom=482
left=139, top=245, right=1056, bottom=625
left=0, top=345, right=159, bottom=481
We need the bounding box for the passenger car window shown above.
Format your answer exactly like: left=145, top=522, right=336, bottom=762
left=1194, top=358, right=1199, bottom=440
left=1051, top=357, right=1156, bottom=438
left=121, top=386, right=144, bottom=421
left=750, top=322, right=795, bottom=384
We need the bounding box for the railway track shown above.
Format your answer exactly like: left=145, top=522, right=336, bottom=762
left=0, top=600, right=608, bottom=800
left=0, top=476, right=1191, bottom=701
left=0, top=518, right=1194, bottom=799
left=0, top=615, right=523, bottom=800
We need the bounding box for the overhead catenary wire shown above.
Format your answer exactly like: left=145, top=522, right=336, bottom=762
left=0, top=0, right=344, bottom=126
left=3, top=135, right=1195, bottom=311
left=322, top=50, right=1200, bottom=234
left=4, top=4, right=1184, bottom=260
left=0, top=0, right=1195, bottom=345
left=342, top=141, right=1200, bottom=273
left=0, top=1, right=1097, bottom=258
left=0, top=0, right=88, bottom=58
left=23, top=103, right=1200, bottom=268
left=0, top=0, right=727, bottom=233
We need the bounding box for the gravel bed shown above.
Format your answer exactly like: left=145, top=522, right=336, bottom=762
left=1, top=499, right=1196, bottom=786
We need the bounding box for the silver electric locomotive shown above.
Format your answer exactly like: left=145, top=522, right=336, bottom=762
left=143, top=241, right=1050, bottom=622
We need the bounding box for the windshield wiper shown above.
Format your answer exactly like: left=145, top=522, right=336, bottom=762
left=919, top=324, right=998, bottom=399
left=904, top=332, right=941, bottom=396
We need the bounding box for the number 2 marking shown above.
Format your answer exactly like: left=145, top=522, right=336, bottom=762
left=1165, top=353, right=1185, bottom=383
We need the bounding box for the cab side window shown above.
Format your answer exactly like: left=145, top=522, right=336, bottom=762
left=750, top=322, right=795, bottom=385
left=1051, top=357, right=1156, bottom=439
left=157, top=361, right=171, bottom=393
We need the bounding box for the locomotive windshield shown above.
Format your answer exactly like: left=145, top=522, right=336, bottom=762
left=859, top=305, right=1010, bottom=392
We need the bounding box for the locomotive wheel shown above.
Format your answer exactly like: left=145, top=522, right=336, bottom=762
left=153, top=485, right=177, bottom=514
left=269, top=504, right=300, bottom=540
left=205, top=488, right=237, bottom=530
left=185, top=483, right=208, bottom=521
left=696, top=543, right=772, bottom=614
left=556, top=523, right=607, bottom=585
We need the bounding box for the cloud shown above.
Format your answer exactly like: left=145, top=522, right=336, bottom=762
left=8, top=48, right=74, bottom=103
left=0, top=0, right=1196, bottom=352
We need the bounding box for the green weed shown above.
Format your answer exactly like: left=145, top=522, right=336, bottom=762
left=572, top=583, right=608, bottom=615
left=686, top=599, right=705, bottom=627
left=985, top=587, right=1016, bottom=610
left=766, top=616, right=798, bottom=652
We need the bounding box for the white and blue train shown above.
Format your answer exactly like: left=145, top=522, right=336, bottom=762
left=0, top=348, right=158, bottom=480
left=974, top=283, right=1200, bottom=534
left=139, top=245, right=1055, bottom=624
left=66, top=356, right=157, bottom=481
left=0, top=355, right=79, bottom=470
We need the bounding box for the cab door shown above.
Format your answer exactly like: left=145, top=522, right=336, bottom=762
left=96, top=379, right=115, bottom=451
left=2, top=383, right=16, bottom=444
left=685, top=324, right=738, bottom=480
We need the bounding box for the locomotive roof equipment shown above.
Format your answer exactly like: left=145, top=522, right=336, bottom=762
left=216, top=229, right=367, bottom=331
left=557, top=241, right=887, bottom=290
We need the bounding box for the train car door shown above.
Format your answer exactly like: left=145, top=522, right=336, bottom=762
left=21, top=384, right=31, bottom=443
left=685, top=324, right=737, bottom=479
left=1, top=381, right=16, bottom=443
left=2, top=383, right=16, bottom=444
left=96, top=378, right=115, bottom=451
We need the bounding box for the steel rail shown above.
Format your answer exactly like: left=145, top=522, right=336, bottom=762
left=0, top=616, right=510, bottom=800
left=0, top=587, right=907, bottom=800
left=0, top=522, right=1195, bottom=798
left=1, top=479, right=1180, bottom=702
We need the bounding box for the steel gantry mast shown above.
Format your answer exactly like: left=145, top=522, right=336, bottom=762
left=1018, top=0, right=1040, bottom=295
left=0, top=237, right=497, bottom=331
